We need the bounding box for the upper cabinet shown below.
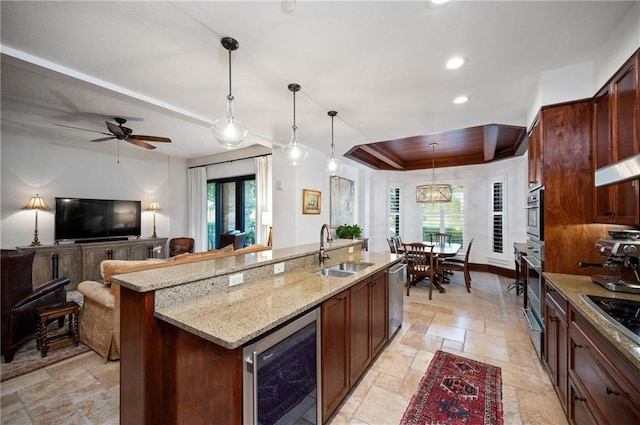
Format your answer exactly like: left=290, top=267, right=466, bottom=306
left=592, top=50, right=640, bottom=225
left=527, top=116, right=543, bottom=189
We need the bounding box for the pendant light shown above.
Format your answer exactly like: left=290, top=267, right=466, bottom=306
left=326, top=110, right=343, bottom=175
left=212, top=36, right=248, bottom=149
left=416, top=143, right=452, bottom=203
left=281, top=83, right=309, bottom=166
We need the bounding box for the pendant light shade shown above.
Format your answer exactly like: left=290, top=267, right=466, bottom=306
left=416, top=143, right=452, bottom=203
left=281, top=83, right=309, bottom=166
left=326, top=110, right=343, bottom=176
left=212, top=37, right=248, bottom=149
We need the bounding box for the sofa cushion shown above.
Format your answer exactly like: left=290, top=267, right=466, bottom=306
left=174, top=243, right=234, bottom=260
left=77, top=280, right=115, bottom=308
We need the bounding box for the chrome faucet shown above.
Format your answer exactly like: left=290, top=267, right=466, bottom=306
left=319, top=223, right=333, bottom=266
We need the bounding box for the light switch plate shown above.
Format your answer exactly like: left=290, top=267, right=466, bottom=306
left=274, top=262, right=285, bottom=274
left=349, top=246, right=354, bottom=253
left=229, top=273, right=243, bottom=286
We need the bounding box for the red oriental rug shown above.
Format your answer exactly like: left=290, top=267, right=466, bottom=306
left=400, top=350, right=503, bottom=425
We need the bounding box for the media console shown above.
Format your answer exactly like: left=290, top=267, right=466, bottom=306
left=18, top=238, right=167, bottom=290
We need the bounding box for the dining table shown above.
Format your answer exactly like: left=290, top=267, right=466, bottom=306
left=405, top=242, right=462, bottom=293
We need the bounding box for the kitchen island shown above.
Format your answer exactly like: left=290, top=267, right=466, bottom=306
left=112, top=240, right=402, bottom=424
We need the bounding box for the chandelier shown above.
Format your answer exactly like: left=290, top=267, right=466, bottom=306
left=416, top=143, right=452, bottom=203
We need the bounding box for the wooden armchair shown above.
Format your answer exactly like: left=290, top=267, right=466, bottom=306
left=1, top=249, right=69, bottom=363
left=169, top=237, right=195, bottom=257
left=402, top=243, right=435, bottom=299
left=439, top=238, right=474, bottom=292
left=429, top=233, right=452, bottom=246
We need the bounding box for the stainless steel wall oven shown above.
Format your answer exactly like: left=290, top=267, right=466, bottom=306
left=523, top=238, right=544, bottom=358
left=526, top=186, right=544, bottom=241
left=243, top=308, right=321, bottom=425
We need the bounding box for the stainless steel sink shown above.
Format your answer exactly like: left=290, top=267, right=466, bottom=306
left=312, top=268, right=355, bottom=278
left=312, top=262, right=374, bottom=278
left=327, top=262, right=374, bottom=272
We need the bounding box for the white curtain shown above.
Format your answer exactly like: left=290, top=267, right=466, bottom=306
left=188, top=167, right=208, bottom=252
left=255, top=155, right=272, bottom=246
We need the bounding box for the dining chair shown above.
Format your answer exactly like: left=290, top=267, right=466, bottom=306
left=394, top=236, right=405, bottom=254
left=438, top=238, right=474, bottom=292
left=429, top=232, right=452, bottom=246
left=402, top=243, right=435, bottom=299
left=387, top=237, right=397, bottom=254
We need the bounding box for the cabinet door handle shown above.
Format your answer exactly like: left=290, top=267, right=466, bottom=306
left=574, top=395, right=587, bottom=402
left=549, top=316, right=558, bottom=322
left=335, top=295, right=345, bottom=302
left=572, top=341, right=583, bottom=349
left=606, top=387, right=620, bottom=396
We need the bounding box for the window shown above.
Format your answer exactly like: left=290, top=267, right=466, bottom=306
left=207, top=175, right=256, bottom=250
left=389, top=186, right=400, bottom=238
left=490, top=177, right=505, bottom=255
left=421, top=185, right=464, bottom=244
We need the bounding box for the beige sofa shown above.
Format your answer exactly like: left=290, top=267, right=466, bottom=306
left=77, top=244, right=269, bottom=360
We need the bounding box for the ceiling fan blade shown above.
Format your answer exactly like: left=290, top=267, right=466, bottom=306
left=54, top=123, right=111, bottom=135
left=130, top=134, right=172, bottom=143
left=91, top=136, right=116, bottom=142
left=127, top=139, right=157, bottom=150
left=105, top=121, right=125, bottom=138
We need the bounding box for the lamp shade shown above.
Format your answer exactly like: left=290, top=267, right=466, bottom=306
left=23, top=194, right=49, bottom=210
left=147, top=200, right=161, bottom=211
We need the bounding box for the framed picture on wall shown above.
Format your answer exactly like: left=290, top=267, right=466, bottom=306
left=302, top=189, right=321, bottom=214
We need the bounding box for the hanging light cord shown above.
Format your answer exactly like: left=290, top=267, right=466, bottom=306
left=226, top=47, right=234, bottom=102
left=291, top=89, right=297, bottom=139
left=330, top=114, right=336, bottom=158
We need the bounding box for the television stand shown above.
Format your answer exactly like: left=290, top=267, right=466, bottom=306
left=74, top=237, right=129, bottom=244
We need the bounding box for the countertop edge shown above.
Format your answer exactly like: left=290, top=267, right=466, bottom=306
left=542, top=272, right=640, bottom=370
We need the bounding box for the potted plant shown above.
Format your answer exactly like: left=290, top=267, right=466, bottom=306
left=336, top=224, right=363, bottom=239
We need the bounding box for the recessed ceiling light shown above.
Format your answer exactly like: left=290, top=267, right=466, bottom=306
left=431, top=0, right=451, bottom=5
left=453, top=96, right=468, bottom=104
left=446, top=56, right=465, bottom=70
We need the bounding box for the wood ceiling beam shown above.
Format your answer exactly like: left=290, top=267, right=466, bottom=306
left=359, top=144, right=406, bottom=170
left=483, top=125, right=499, bottom=161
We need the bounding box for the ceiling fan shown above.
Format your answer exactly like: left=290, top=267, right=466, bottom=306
left=55, top=117, right=172, bottom=150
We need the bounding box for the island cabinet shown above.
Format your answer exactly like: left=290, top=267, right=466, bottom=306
left=543, top=280, right=568, bottom=413
left=321, top=270, right=388, bottom=421
left=592, top=50, right=640, bottom=225
left=568, top=307, right=640, bottom=425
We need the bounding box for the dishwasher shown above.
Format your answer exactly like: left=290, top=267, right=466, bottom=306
left=388, top=261, right=406, bottom=338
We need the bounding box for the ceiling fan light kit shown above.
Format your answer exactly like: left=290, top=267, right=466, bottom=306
left=212, top=36, right=248, bottom=149
left=416, top=143, right=452, bottom=203
left=281, top=83, right=309, bottom=166
left=326, top=110, right=343, bottom=176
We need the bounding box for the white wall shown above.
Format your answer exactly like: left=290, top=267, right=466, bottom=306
left=0, top=125, right=188, bottom=249
left=526, top=2, right=640, bottom=128
left=368, top=155, right=528, bottom=268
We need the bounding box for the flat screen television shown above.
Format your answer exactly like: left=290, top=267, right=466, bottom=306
left=55, top=197, right=142, bottom=242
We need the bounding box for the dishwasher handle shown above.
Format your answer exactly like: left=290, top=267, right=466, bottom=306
left=388, top=263, right=407, bottom=274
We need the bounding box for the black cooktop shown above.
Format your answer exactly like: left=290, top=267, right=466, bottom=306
left=581, top=294, right=640, bottom=344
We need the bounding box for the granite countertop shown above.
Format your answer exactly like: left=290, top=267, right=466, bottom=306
left=542, top=272, right=640, bottom=370
left=112, top=239, right=361, bottom=293
left=154, top=251, right=401, bottom=349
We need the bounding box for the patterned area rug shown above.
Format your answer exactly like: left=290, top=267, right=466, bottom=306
left=401, top=350, right=503, bottom=425
left=1, top=322, right=90, bottom=382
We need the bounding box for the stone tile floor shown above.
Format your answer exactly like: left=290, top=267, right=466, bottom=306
left=0, top=272, right=567, bottom=424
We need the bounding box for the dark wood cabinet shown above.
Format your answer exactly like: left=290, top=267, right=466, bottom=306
left=592, top=50, right=640, bottom=225
left=543, top=280, right=568, bottom=413
left=527, top=117, right=543, bottom=189
left=370, top=271, right=388, bottom=358
left=568, top=307, right=640, bottom=425
left=322, top=270, right=389, bottom=422
left=349, top=279, right=371, bottom=386
left=321, top=290, right=350, bottom=420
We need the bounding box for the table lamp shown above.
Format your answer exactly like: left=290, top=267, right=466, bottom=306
left=23, top=194, right=49, bottom=246
left=147, top=200, right=161, bottom=238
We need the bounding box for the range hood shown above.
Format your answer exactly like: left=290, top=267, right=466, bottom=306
left=595, top=154, right=640, bottom=187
